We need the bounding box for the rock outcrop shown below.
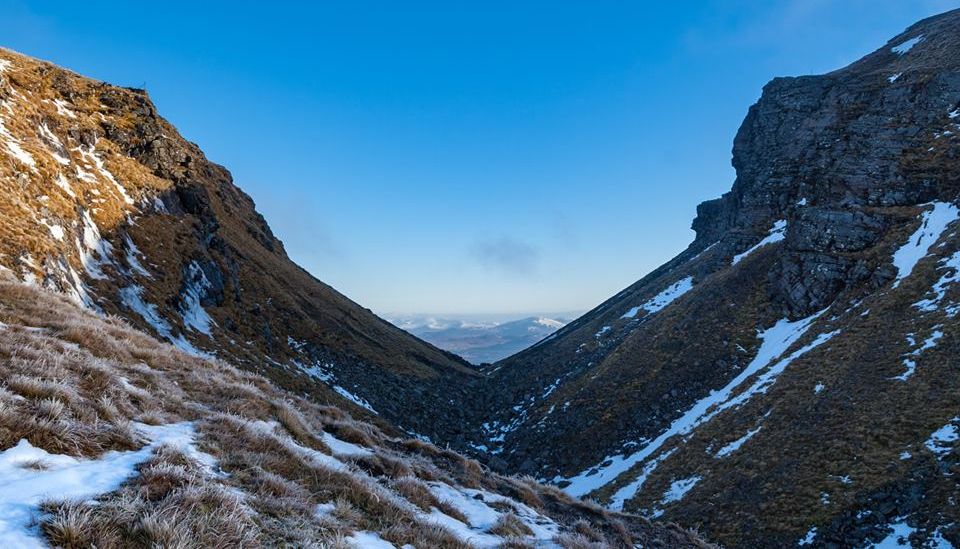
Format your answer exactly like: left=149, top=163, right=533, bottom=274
left=463, top=9, right=960, bottom=547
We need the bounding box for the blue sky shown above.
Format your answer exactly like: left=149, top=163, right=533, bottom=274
left=6, top=1, right=957, bottom=314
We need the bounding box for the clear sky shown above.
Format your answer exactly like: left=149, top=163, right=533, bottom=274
left=6, top=1, right=957, bottom=315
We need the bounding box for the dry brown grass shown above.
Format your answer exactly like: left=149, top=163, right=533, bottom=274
left=0, top=277, right=708, bottom=548
left=274, top=398, right=329, bottom=453
left=489, top=513, right=534, bottom=537
left=555, top=532, right=612, bottom=549
left=40, top=448, right=260, bottom=549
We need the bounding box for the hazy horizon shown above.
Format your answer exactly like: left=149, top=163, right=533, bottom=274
left=6, top=0, right=956, bottom=315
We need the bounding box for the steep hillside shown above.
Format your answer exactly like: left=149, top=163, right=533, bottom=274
left=0, top=47, right=480, bottom=443
left=472, top=9, right=960, bottom=548
left=0, top=275, right=709, bottom=548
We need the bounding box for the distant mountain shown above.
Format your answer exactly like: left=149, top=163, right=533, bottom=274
left=387, top=314, right=570, bottom=364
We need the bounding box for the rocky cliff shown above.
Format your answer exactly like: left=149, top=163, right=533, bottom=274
left=466, top=9, right=960, bottom=548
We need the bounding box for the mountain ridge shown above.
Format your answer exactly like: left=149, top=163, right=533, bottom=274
left=0, top=45, right=481, bottom=445
left=389, top=314, right=570, bottom=365
left=458, top=8, right=960, bottom=547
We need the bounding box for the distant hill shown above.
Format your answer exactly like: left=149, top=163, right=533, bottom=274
left=387, top=314, right=571, bottom=364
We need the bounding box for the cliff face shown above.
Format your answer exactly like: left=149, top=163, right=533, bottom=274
left=699, top=11, right=960, bottom=316
left=469, top=10, right=960, bottom=547
left=0, top=47, right=480, bottom=443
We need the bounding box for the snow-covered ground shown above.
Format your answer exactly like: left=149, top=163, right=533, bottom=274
left=621, top=277, right=694, bottom=319
left=714, top=426, right=762, bottom=458
left=732, top=219, right=787, bottom=265
left=891, top=35, right=924, bottom=55
left=0, top=422, right=213, bottom=548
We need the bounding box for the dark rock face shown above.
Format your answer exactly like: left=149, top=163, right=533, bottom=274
left=442, top=9, right=960, bottom=548
left=687, top=16, right=960, bottom=315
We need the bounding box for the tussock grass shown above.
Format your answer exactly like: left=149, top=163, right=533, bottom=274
left=555, top=532, right=610, bottom=549
left=40, top=450, right=260, bottom=549
left=0, top=276, right=709, bottom=548
left=490, top=512, right=534, bottom=537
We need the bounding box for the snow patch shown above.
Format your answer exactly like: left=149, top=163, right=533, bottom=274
left=0, top=422, right=212, bottom=549
left=322, top=431, right=372, bottom=457
left=295, top=360, right=378, bottom=414
left=872, top=517, right=916, bottom=548
left=891, top=35, right=923, bottom=55
left=333, top=386, right=377, bottom=414
left=51, top=98, right=77, bottom=119
left=179, top=261, right=215, bottom=335
left=41, top=221, right=64, bottom=241
left=52, top=257, right=97, bottom=309
left=76, top=209, right=113, bottom=279
left=798, top=527, right=818, bottom=546
left=53, top=173, right=76, bottom=198
left=661, top=475, right=701, bottom=504
left=621, top=276, right=694, bottom=319
left=37, top=123, right=70, bottom=165
left=715, top=427, right=761, bottom=458
left=119, top=285, right=205, bottom=357
left=732, top=220, right=787, bottom=265
left=246, top=420, right=352, bottom=474
left=892, top=330, right=942, bottom=381
left=0, top=101, right=36, bottom=170
left=914, top=251, right=960, bottom=314
left=892, top=202, right=959, bottom=288
left=346, top=531, right=396, bottom=548
left=422, top=482, right=560, bottom=547
left=122, top=234, right=151, bottom=278
left=74, top=144, right=135, bottom=205
left=925, top=420, right=959, bottom=458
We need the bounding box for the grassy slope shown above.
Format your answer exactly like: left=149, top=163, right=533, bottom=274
left=0, top=46, right=479, bottom=443
left=0, top=275, right=711, bottom=548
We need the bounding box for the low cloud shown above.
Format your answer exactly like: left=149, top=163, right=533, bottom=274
left=470, top=236, right=540, bottom=276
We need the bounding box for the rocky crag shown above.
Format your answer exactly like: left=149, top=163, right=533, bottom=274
left=464, top=9, right=960, bottom=548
